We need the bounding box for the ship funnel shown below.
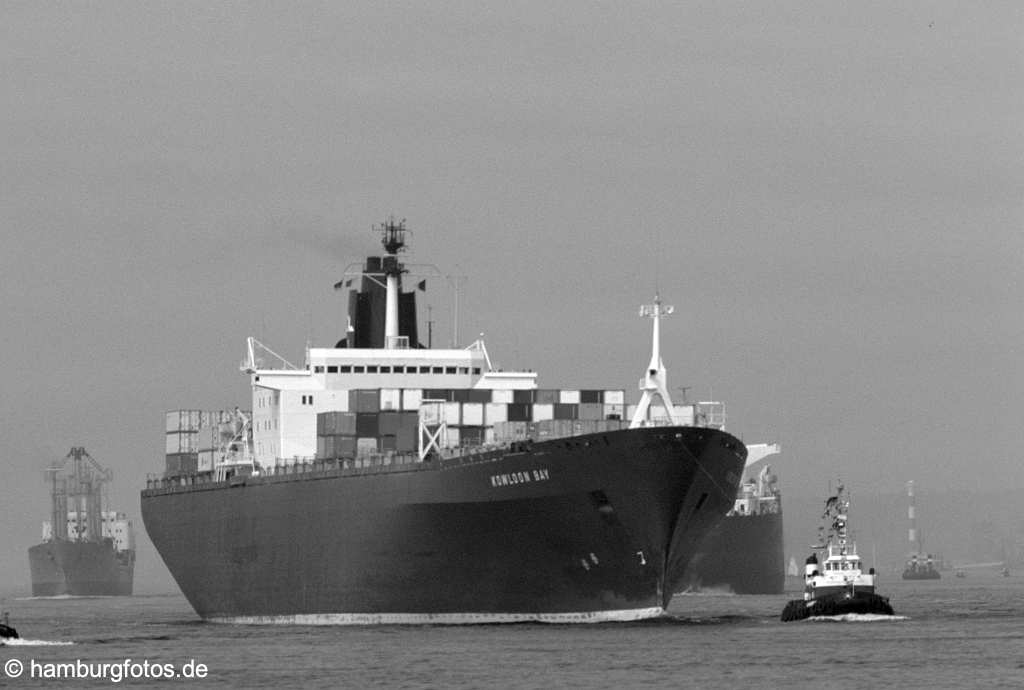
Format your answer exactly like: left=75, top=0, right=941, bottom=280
left=376, top=217, right=409, bottom=349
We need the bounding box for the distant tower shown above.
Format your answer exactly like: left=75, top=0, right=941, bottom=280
left=630, top=294, right=677, bottom=428
left=907, top=480, right=917, bottom=554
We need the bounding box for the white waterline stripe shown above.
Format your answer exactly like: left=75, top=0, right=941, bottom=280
left=207, top=607, right=665, bottom=626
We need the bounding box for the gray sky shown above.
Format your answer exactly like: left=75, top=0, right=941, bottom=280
left=2, top=2, right=1021, bottom=591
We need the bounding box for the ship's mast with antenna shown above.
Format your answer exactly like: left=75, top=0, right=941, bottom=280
left=377, top=217, right=408, bottom=349
left=630, top=294, right=678, bottom=428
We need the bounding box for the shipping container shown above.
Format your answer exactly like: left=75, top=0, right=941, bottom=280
left=380, top=435, right=397, bottom=451
left=317, top=411, right=356, bottom=435
left=506, top=403, right=532, bottom=422
left=461, top=402, right=484, bottom=426
left=578, top=403, right=605, bottom=421
left=165, top=452, right=198, bottom=477
left=165, top=431, right=198, bottom=455
left=378, top=411, right=404, bottom=435
left=356, top=413, right=379, bottom=437
left=603, top=404, right=625, bottom=420
left=674, top=404, right=695, bottom=426
left=552, top=403, right=578, bottom=420
left=580, top=389, right=602, bottom=404
left=443, top=402, right=461, bottom=426
left=490, top=389, right=514, bottom=404
left=396, top=425, right=418, bottom=453
left=335, top=436, right=357, bottom=458
left=534, top=389, right=559, bottom=404
left=512, top=389, right=535, bottom=404
left=402, top=388, right=422, bottom=410
left=492, top=421, right=528, bottom=443
left=445, top=426, right=460, bottom=448
left=532, top=403, right=554, bottom=421
left=356, top=437, right=379, bottom=456
left=195, top=425, right=219, bottom=453
left=316, top=436, right=328, bottom=459
left=484, top=402, right=508, bottom=425
left=198, top=450, right=216, bottom=472
left=336, top=412, right=356, bottom=436
left=459, top=425, right=484, bottom=447
left=165, top=410, right=202, bottom=433
left=596, top=419, right=626, bottom=433
left=603, top=390, right=625, bottom=405
left=351, top=389, right=380, bottom=413
left=423, top=389, right=453, bottom=402
left=466, top=389, right=492, bottom=403
left=419, top=400, right=444, bottom=425
left=558, top=390, right=581, bottom=404
left=379, top=388, right=401, bottom=411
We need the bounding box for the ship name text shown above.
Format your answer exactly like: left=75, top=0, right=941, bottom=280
left=490, top=468, right=550, bottom=488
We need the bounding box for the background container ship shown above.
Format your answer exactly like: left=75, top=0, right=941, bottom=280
left=28, top=447, right=135, bottom=596
left=680, top=444, right=785, bottom=594
left=142, top=219, right=748, bottom=624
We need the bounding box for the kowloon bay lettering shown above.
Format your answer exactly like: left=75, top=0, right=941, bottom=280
left=490, top=468, right=550, bottom=487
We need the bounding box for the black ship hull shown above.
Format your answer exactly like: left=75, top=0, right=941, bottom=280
left=681, top=511, right=784, bottom=594
left=142, top=426, right=745, bottom=623
left=28, top=541, right=135, bottom=597
left=781, top=590, right=894, bottom=621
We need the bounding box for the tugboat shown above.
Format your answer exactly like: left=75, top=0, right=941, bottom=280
left=0, top=610, right=19, bottom=642
left=781, top=483, right=894, bottom=621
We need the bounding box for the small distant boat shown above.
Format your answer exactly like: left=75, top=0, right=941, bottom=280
left=955, top=569, right=966, bottom=578
left=902, top=480, right=941, bottom=580
left=0, top=610, right=18, bottom=641
left=903, top=554, right=942, bottom=580
left=781, top=483, right=894, bottom=622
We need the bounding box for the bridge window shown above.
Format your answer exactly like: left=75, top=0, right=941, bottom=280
left=419, top=366, right=431, bottom=374
left=473, top=368, right=481, bottom=375
left=353, top=366, right=365, bottom=373
left=380, top=366, right=391, bottom=373
left=327, top=366, right=338, bottom=373
left=367, top=365, right=378, bottom=373
left=432, top=366, right=443, bottom=374
left=393, top=365, right=404, bottom=373
left=445, top=367, right=456, bottom=374
left=314, top=365, right=324, bottom=373
left=340, top=365, right=351, bottom=373
left=458, top=367, right=469, bottom=374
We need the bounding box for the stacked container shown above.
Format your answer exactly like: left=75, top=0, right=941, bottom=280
left=165, top=410, right=201, bottom=477
left=166, top=409, right=247, bottom=476
left=315, top=391, right=420, bottom=459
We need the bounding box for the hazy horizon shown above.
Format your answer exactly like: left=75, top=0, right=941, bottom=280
left=2, top=2, right=1021, bottom=593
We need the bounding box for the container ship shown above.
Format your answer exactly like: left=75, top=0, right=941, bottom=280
left=141, top=219, right=747, bottom=624
left=681, top=444, right=784, bottom=594
left=28, top=447, right=135, bottom=596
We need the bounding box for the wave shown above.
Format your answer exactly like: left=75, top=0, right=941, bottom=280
left=807, top=613, right=909, bottom=622
left=674, top=588, right=736, bottom=597
left=15, top=595, right=117, bottom=601
left=2, top=638, right=75, bottom=646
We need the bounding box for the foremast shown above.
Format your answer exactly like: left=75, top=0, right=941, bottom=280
left=630, top=294, right=677, bottom=428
